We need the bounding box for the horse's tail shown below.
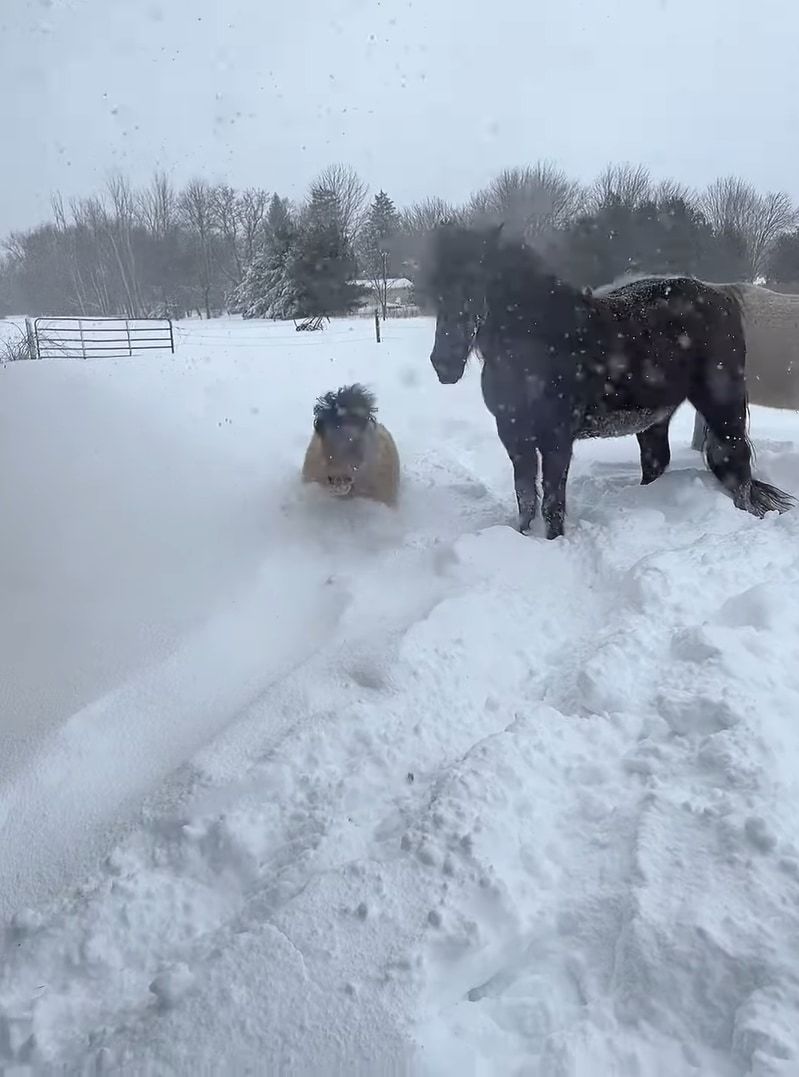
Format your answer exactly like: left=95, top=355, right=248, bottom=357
left=719, top=282, right=752, bottom=458
left=701, top=400, right=756, bottom=467
left=747, top=478, right=797, bottom=515
left=703, top=419, right=797, bottom=514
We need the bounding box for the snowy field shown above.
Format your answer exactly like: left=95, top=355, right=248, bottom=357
left=2, top=315, right=799, bottom=1075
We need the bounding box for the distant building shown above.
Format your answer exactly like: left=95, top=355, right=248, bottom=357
left=352, top=277, right=415, bottom=312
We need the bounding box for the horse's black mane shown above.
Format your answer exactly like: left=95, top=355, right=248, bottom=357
left=313, top=383, right=377, bottom=431
left=431, top=221, right=588, bottom=323
left=493, top=239, right=585, bottom=313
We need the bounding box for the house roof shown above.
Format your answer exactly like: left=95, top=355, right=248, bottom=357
left=352, top=278, right=414, bottom=289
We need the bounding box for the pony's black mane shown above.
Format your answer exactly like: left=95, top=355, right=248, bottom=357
left=313, top=383, right=377, bottom=431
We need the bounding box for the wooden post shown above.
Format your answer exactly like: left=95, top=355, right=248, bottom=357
left=125, top=319, right=132, bottom=357
left=381, top=251, right=389, bottom=320
left=79, top=320, right=86, bottom=360
left=25, top=318, right=37, bottom=360
left=374, top=309, right=381, bottom=344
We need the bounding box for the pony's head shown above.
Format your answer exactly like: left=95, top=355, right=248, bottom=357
left=426, top=221, right=503, bottom=384
left=312, top=384, right=378, bottom=496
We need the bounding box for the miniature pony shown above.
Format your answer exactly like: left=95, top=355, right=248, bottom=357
left=301, top=383, right=400, bottom=506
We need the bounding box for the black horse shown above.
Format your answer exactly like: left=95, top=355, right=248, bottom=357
left=426, top=222, right=794, bottom=539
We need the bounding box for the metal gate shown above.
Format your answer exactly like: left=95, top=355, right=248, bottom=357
left=31, top=316, right=175, bottom=360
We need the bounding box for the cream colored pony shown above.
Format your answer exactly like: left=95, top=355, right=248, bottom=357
left=302, top=383, right=400, bottom=505
left=691, top=283, right=799, bottom=449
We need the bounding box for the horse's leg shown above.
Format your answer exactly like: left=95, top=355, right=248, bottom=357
left=689, top=389, right=794, bottom=516
left=690, top=409, right=708, bottom=452
left=540, top=444, right=573, bottom=539
left=496, top=419, right=539, bottom=532
left=637, top=416, right=672, bottom=485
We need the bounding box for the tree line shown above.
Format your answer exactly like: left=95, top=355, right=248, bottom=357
left=4, top=161, right=799, bottom=320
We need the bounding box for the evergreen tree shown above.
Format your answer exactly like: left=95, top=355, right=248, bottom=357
left=560, top=197, right=639, bottom=287
left=287, top=185, right=366, bottom=317
left=767, top=229, right=799, bottom=286
left=649, top=198, right=713, bottom=276
left=697, top=226, right=750, bottom=283
left=557, top=194, right=752, bottom=287
left=359, top=190, right=401, bottom=316
left=234, top=195, right=300, bottom=318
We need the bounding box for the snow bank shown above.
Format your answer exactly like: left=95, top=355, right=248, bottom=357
left=2, top=317, right=799, bottom=1075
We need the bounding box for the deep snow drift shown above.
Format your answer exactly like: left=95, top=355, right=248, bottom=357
left=2, top=315, right=799, bottom=1075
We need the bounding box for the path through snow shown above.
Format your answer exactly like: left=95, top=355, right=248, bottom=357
left=2, top=318, right=799, bottom=1075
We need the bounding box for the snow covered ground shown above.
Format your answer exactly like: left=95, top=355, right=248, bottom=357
left=2, top=315, right=799, bottom=1076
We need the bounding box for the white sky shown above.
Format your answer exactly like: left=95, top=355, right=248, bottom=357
left=3, top=0, right=799, bottom=236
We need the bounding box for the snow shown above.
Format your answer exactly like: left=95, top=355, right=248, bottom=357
left=3, top=315, right=799, bottom=1075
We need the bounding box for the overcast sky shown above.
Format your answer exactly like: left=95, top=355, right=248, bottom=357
left=3, top=0, right=798, bottom=236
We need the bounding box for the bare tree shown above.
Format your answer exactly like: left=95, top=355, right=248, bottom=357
left=179, top=179, right=218, bottom=318
left=64, top=196, right=108, bottom=314
left=209, top=184, right=270, bottom=290
left=391, top=197, right=465, bottom=290
left=400, top=196, right=461, bottom=235
left=653, top=178, right=696, bottom=206
left=588, top=163, right=653, bottom=212
left=469, top=163, right=585, bottom=239
left=211, top=183, right=242, bottom=286
left=51, top=192, right=89, bottom=314
left=314, top=164, right=369, bottom=242
left=104, top=174, right=145, bottom=317
left=465, top=187, right=492, bottom=222
left=700, top=176, right=798, bottom=277
left=137, top=171, right=177, bottom=237
left=236, top=187, right=269, bottom=267
left=700, top=176, right=755, bottom=234
left=136, top=172, right=186, bottom=316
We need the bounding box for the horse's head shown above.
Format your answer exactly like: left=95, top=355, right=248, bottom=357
left=313, top=384, right=378, bottom=495
left=426, top=221, right=503, bottom=384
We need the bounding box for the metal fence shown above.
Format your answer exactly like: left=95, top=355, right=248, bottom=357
left=31, top=317, right=175, bottom=360
left=351, top=305, right=424, bottom=320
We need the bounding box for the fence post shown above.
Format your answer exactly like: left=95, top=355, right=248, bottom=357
left=25, top=318, right=37, bottom=360
left=374, top=309, right=381, bottom=344
left=78, top=320, right=86, bottom=360
left=168, top=319, right=175, bottom=353
left=125, top=319, right=132, bottom=357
